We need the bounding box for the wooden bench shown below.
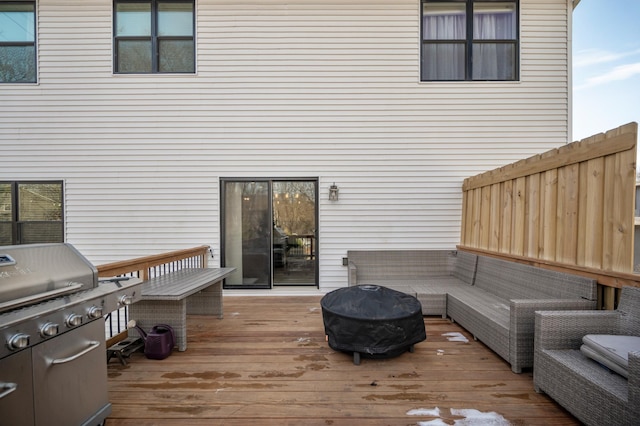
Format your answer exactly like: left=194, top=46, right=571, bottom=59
left=128, top=267, right=235, bottom=351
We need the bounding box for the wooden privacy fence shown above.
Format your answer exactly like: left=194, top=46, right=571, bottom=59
left=459, top=122, right=638, bottom=308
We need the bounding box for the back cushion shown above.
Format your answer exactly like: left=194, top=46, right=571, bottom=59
left=474, top=256, right=597, bottom=301
left=451, top=250, right=477, bottom=285
left=347, top=250, right=455, bottom=282
left=618, top=286, right=640, bottom=335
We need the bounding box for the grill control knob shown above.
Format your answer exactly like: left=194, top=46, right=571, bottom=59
left=119, top=294, right=133, bottom=306
left=66, top=313, right=83, bottom=328
left=87, top=306, right=103, bottom=319
left=39, top=322, right=59, bottom=337
left=8, top=333, right=30, bottom=350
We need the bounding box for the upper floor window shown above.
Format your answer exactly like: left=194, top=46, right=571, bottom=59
left=114, top=0, right=195, bottom=73
left=0, top=182, right=64, bottom=245
left=0, top=2, right=36, bottom=83
left=421, top=0, right=518, bottom=81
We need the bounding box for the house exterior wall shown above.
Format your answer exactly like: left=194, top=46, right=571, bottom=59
left=0, top=0, right=572, bottom=291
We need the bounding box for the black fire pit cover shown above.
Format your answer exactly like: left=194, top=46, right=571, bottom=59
left=321, top=285, right=426, bottom=364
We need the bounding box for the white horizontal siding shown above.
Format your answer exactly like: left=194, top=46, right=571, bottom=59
left=0, top=0, right=571, bottom=290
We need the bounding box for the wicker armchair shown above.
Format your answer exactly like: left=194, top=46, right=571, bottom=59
left=533, top=286, right=640, bottom=426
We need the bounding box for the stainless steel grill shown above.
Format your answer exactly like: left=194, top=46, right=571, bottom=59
left=0, top=243, right=144, bottom=426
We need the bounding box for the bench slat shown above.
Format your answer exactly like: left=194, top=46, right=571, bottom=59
left=140, top=268, right=235, bottom=301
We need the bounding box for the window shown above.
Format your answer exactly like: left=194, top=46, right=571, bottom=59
left=421, top=0, right=518, bottom=81
left=0, top=1, right=36, bottom=83
left=114, top=0, right=195, bottom=73
left=0, top=182, right=64, bottom=245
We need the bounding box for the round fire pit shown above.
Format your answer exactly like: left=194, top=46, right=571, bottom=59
left=320, top=285, right=426, bottom=365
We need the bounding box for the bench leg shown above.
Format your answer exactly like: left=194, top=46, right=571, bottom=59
left=186, top=281, right=223, bottom=318
left=129, top=299, right=188, bottom=351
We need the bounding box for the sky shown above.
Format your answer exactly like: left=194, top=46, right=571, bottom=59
left=572, top=0, right=640, bottom=141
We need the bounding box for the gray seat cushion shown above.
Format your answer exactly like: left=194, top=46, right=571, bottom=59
left=580, top=334, right=640, bottom=378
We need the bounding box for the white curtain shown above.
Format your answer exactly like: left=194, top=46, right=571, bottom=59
left=422, top=3, right=516, bottom=81
left=423, top=13, right=466, bottom=40
left=422, top=11, right=466, bottom=80
left=473, top=9, right=516, bottom=80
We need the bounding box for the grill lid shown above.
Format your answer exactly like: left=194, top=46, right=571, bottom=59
left=0, top=243, right=97, bottom=314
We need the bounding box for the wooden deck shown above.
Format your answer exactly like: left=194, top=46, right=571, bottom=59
left=106, top=296, right=580, bottom=425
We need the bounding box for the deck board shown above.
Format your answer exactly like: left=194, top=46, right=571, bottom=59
left=106, top=296, right=579, bottom=425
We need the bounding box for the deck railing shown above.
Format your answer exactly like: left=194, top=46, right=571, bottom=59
left=288, top=234, right=315, bottom=259
left=97, top=245, right=210, bottom=345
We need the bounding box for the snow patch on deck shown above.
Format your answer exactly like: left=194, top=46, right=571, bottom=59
left=407, top=408, right=440, bottom=417
left=443, top=332, right=469, bottom=343
left=408, top=407, right=511, bottom=425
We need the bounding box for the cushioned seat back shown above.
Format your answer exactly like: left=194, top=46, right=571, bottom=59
left=348, top=250, right=455, bottom=282
left=474, top=256, right=597, bottom=301
left=451, top=250, right=477, bottom=285
left=617, top=286, right=640, bottom=335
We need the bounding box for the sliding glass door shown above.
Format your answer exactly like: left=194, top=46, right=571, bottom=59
left=222, top=179, right=317, bottom=289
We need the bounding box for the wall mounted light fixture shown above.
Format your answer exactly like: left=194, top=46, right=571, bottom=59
left=329, top=183, right=339, bottom=201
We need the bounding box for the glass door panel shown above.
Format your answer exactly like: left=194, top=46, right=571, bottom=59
left=272, top=181, right=316, bottom=286
left=223, top=181, right=271, bottom=289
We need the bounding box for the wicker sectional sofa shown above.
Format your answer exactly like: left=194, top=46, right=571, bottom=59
left=346, top=250, right=598, bottom=373
left=347, top=250, right=477, bottom=317
left=533, top=286, right=640, bottom=426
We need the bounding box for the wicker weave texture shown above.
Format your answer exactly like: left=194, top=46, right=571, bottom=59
left=412, top=277, right=468, bottom=318
left=450, top=256, right=597, bottom=373
left=347, top=250, right=456, bottom=286
left=474, top=256, right=597, bottom=301
left=534, top=287, right=640, bottom=426
left=128, top=267, right=234, bottom=351
left=186, top=282, right=223, bottom=317
left=129, top=300, right=188, bottom=351
left=509, top=298, right=596, bottom=373
left=345, top=249, right=597, bottom=373
left=448, top=290, right=510, bottom=361
left=346, top=250, right=474, bottom=317
left=450, top=250, right=478, bottom=285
